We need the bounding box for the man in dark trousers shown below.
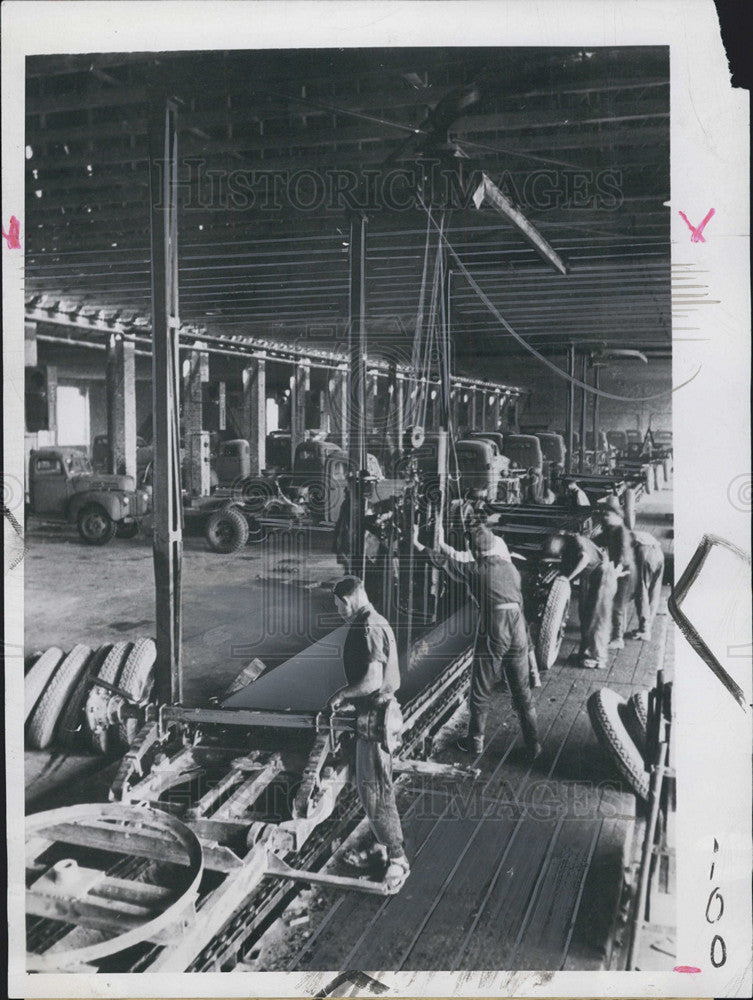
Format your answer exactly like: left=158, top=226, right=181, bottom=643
left=543, top=530, right=617, bottom=669
left=593, top=495, right=637, bottom=649
left=327, top=575, right=410, bottom=894
left=413, top=522, right=541, bottom=760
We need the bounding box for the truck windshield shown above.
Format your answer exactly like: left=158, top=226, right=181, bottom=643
left=67, top=454, right=92, bottom=474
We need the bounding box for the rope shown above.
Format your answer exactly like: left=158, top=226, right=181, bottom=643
left=416, top=193, right=692, bottom=404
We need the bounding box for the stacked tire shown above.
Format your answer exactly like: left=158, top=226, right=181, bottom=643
left=587, top=687, right=652, bottom=801
left=25, top=638, right=156, bottom=754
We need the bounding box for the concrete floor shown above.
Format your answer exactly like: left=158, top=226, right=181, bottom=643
left=25, top=522, right=344, bottom=706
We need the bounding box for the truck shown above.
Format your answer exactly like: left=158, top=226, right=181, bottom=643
left=26, top=446, right=152, bottom=545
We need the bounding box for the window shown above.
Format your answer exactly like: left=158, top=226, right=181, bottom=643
left=35, top=457, right=63, bottom=475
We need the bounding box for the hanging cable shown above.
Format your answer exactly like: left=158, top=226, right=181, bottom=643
left=416, top=192, right=691, bottom=404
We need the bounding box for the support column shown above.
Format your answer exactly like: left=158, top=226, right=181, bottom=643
left=565, top=345, right=575, bottom=474
left=578, top=351, right=588, bottom=473
left=241, top=355, right=266, bottom=475
left=347, top=211, right=368, bottom=579
left=184, top=344, right=210, bottom=496
left=25, top=320, right=38, bottom=366
left=387, top=363, right=404, bottom=466
left=317, top=389, right=329, bottom=434
left=592, top=361, right=600, bottom=464
left=106, top=333, right=137, bottom=479
left=149, top=90, right=183, bottom=707
left=290, top=360, right=310, bottom=466
left=490, top=392, right=501, bottom=431
left=325, top=366, right=348, bottom=450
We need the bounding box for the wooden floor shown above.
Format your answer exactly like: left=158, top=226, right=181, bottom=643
left=279, top=497, right=675, bottom=973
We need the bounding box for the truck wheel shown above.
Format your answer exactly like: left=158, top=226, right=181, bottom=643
left=621, top=689, right=650, bottom=757
left=77, top=504, right=116, bottom=545
left=116, top=637, right=157, bottom=748
left=624, top=488, right=636, bottom=530
left=57, top=644, right=111, bottom=750
left=86, top=641, right=133, bottom=754
left=536, top=576, right=571, bottom=670
left=206, top=506, right=249, bottom=553
left=25, top=647, right=65, bottom=724
left=587, top=688, right=649, bottom=800
left=116, top=520, right=140, bottom=539
left=27, top=644, right=93, bottom=750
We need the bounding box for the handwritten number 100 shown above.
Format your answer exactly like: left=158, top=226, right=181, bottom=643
left=706, top=885, right=726, bottom=967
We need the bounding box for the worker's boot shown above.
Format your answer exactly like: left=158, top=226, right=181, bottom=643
left=525, top=739, right=543, bottom=762
left=456, top=734, right=484, bottom=756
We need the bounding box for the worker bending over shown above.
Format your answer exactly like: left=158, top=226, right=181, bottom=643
left=593, top=496, right=636, bottom=649
left=413, top=522, right=541, bottom=761
left=328, top=576, right=410, bottom=894
left=631, top=529, right=665, bottom=640
left=544, top=531, right=617, bottom=670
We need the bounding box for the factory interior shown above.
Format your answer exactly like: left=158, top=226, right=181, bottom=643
left=21, top=46, right=678, bottom=975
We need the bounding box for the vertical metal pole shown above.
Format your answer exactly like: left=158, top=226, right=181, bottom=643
left=565, top=345, right=575, bottom=474
left=592, top=362, right=600, bottom=465
left=579, top=351, right=588, bottom=473
left=347, top=212, right=368, bottom=579
left=149, top=93, right=183, bottom=707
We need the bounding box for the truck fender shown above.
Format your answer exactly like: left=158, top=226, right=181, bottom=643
left=67, top=491, right=127, bottom=523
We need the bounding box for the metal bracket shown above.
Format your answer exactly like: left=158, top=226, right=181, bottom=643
left=265, top=851, right=389, bottom=896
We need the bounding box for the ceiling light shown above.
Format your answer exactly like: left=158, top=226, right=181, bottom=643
left=25, top=145, right=33, bottom=159
left=111, top=242, right=118, bottom=247
left=86, top=164, right=93, bottom=175
left=35, top=189, right=43, bottom=199
left=32, top=169, right=38, bottom=180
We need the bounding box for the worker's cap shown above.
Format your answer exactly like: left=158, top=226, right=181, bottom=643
left=542, top=532, right=567, bottom=559
left=566, top=480, right=580, bottom=490
left=597, top=495, right=623, bottom=518
left=470, top=524, right=496, bottom=555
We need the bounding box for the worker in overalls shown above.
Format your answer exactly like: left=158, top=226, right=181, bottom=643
left=413, top=522, right=541, bottom=760
left=593, top=496, right=636, bottom=649
left=631, top=530, right=665, bottom=640
left=543, top=530, right=617, bottom=669
left=327, top=575, right=410, bottom=894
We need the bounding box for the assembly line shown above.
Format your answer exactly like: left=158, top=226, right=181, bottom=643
left=20, top=46, right=675, bottom=975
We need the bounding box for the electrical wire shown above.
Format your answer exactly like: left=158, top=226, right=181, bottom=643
left=416, top=192, right=685, bottom=403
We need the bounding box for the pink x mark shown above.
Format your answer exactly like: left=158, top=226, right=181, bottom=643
left=679, top=208, right=715, bottom=243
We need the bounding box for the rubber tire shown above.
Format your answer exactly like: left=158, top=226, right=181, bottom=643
left=56, top=644, right=112, bottom=750
left=24, top=647, right=65, bottom=724
left=116, top=637, right=157, bottom=748
left=116, top=520, right=140, bottom=539
left=77, top=504, right=117, bottom=545
left=587, top=687, right=650, bottom=800
left=536, top=576, right=572, bottom=670
left=86, top=640, right=133, bottom=754
left=205, top=506, right=249, bottom=553
left=624, top=487, right=636, bottom=530
left=27, top=644, right=93, bottom=750
left=621, top=689, right=650, bottom=757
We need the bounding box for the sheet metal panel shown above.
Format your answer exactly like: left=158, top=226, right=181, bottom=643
left=222, top=604, right=476, bottom=712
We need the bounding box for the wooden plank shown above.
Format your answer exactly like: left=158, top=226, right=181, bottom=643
left=27, top=890, right=147, bottom=935
left=41, top=823, right=192, bottom=866
left=340, top=816, right=481, bottom=970
left=454, top=815, right=562, bottom=970
left=399, top=815, right=519, bottom=969
left=511, top=817, right=603, bottom=969
left=562, top=817, right=634, bottom=970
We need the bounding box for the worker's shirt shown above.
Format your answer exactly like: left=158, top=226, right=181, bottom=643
left=560, top=534, right=603, bottom=576
left=429, top=545, right=524, bottom=623
left=593, top=523, right=635, bottom=570
left=633, top=529, right=661, bottom=551
left=342, top=603, right=401, bottom=708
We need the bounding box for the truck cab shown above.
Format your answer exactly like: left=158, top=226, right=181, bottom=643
left=535, top=432, right=566, bottom=490
left=27, top=446, right=151, bottom=545
left=502, top=434, right=545, bottom=503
